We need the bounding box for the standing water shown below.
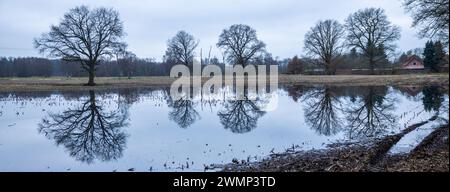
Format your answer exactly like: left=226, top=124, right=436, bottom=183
left=0, top=85, right=448, bottom=171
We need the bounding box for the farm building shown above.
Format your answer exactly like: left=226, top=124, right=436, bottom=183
left=400, top=55, right=424, bottom=69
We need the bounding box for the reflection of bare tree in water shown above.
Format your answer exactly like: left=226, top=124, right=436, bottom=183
left=303, top=87, right=343, bottom=136
left=39, top=91, right=129, bottom=164
left=168, top=99, right=200, bottom=128
left=345, top=87, right=397, bottom=139
left=118, top=88, right=140, bottom=107
left=218, top=97, right=266, bottom=134
left=285, top=85, right=309, bottom=102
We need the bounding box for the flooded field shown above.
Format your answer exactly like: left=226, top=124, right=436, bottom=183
left=0, top=85, right=448, bottom=172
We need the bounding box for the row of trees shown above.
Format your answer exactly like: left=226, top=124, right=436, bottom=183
left=0, top=57, right=173, bottom=77
left=164, top=24, right=267, bottom=68
left=289, top=8, right=399, bottom=75
left=0, top=54, right=280, bottom=77
left=287, top=0, right=449, bottom=75
left=2, top=0, right=444, bottom=84
left=32, top=6, right=271, bottom=85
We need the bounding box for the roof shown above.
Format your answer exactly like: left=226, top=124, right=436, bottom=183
left=404, top=55, right=423, bottom=63
left=402, top=55, right=423, bottom=67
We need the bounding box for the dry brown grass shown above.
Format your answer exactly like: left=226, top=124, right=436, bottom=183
left=0, top=74, right=448, bottom=92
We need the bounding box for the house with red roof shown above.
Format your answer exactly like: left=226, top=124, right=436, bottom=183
left=401, top=55, right=424, bottom=69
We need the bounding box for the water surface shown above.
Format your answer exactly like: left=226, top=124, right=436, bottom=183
left=0, top=85, right=448, bottom=171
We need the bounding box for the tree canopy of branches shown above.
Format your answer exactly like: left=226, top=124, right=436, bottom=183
left=218, top=97, right=266, bottom=134
left=304, top=20, right=345, bottom=75
left=168, top=99, right=200, bottom=129
left=217, top=24, right=266, bottom=66
left=165, top=30, right=199, bottom=66
left=344, top=86, right=397, bottom=139
left=34, top=6, right=126, bottom=86
left=303, top=87, right=343, bottom=136
left=403, top=0, right=449, bottom=46
left=345, top=8, right=401, bottom=74
left=38, top=91, right=129, bottom=163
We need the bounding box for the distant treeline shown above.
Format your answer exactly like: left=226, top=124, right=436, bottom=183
left=0, top=50, right=397, bottom=77
left=0, top=57, right=172, bottom=77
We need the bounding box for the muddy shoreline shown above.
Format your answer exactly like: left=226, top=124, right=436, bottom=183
left=214, top=123, right=449, bottom=172
left=0, top=74, right=448, bottom=92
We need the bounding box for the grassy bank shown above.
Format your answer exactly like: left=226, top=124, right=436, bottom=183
left=0, top=74, right=448, bottom=92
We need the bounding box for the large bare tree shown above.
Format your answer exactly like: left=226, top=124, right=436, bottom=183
left=39, top=91, right=129, bottom=163
left=217, top=24, right=266, bottom=66
left=403, top=0, right=449, bottom=46
left=34, top=6, right=126, bottom=86
left=303, top=87, right=343, bottom=136
left=166, top=30, right=199, bottom=66
left=218, top=97, right=266, bottom=134
left=344, top=86, right=396, bottom=139
left=304, top=20, right=345, bottom=75
left=345, top=8, right=401, bottom=74
left=168, top=99, right=200, bottom=129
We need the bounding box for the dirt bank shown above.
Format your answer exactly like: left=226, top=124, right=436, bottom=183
left=215, top=122, right=449, bottom=172
left=0, top=74, right=448, bottom=92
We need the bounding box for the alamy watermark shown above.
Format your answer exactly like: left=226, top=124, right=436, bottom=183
left=169, top=59, right=279, bottom=111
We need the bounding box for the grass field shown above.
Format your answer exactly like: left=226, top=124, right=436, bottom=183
left=0, top=74, right=448, bottom=91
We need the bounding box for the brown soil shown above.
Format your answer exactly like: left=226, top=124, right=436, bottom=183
left=215, top=123, right=449, bottom=172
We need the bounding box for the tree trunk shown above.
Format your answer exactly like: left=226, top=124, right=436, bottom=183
left=89, top=90, right=96, bottom=103
left=326, top=61, right=335, bottom=75
left=236, top=57, right=245, bottom=67
left=86, top=63, right=96, bottom=86
left=369, top=57, right=375, bottom=75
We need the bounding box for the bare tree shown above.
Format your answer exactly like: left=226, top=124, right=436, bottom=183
left=345, top=86, right=397, bottom=139
left=39, top=91, right=129, bottom=163
left=217, top=24, right=266, bottom=66
left=166, top=30, right=199, bottom=66
left=345, top=8, right=401, bottom=74
left=218, top=97, right=266, bottom=134
left=403, top=0, right=449, bottom=46
left=303, top=87, right=343, bottom=136
left=118, top=51, right=137, bottom=79
left=34, top=6, right=126, bottom=86
left=168, top=99, right=200, bottom=129
left=304, top=20, right=345, bottom=75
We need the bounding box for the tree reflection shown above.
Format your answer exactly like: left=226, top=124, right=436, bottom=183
left=422, top=86, right=445, bottom=113
left=118, top=88, right=140, bottom=107
left=218, top=96, right=266, bottom=134
left=38, top=91, right=129, bottom=164
left=303, top=87, right=343, bottom=136
left=285, top=85, right=309, bottom=102
left=168, top=99, right=200, bottom=128
left=345, top=87, right=397, bottom=139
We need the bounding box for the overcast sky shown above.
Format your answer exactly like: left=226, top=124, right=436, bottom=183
left=0, top=0, right=425, bottom=61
